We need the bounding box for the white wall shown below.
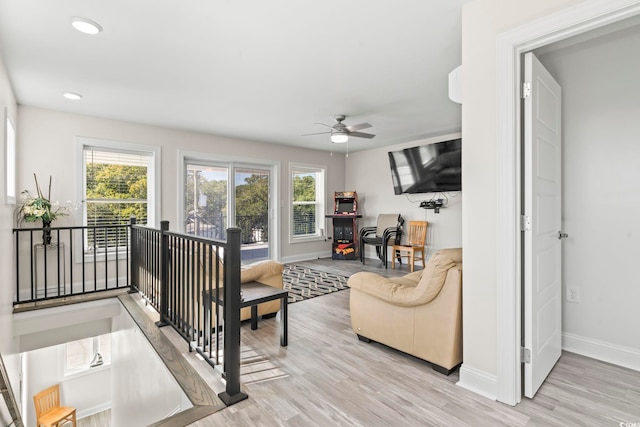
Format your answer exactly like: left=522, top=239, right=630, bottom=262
left=16, top=106, right=346, bottom=263
left=538, top=25, right=640, bottom=366
left=460, top=0, right=584, bottom=396
left=24, top=344, right=111, bottom=426
left=17, top=299, right=118, bottom=425
left=18, top=298, right=190, bottom=426
left=345, top=132, right=462, bottom=261
left=0, top=51, right=20, bottom=427
left=111, top=304, right=191, bottom=426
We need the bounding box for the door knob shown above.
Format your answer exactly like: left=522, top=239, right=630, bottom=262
left=558, top=231, right=569, bottom=240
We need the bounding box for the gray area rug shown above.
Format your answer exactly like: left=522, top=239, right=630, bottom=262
left=283, top=265, right=349, bottom=304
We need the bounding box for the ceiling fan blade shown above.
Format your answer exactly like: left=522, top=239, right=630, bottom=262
left=313, top=122, right=334, bottom=129
left=349, top=131, right=376, bottom=139
left=302, top=131, right=331, bottom=136
left=346, top=122, right=372, bottom=132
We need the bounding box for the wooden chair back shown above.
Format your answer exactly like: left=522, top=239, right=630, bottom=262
left=33, top=384, right=61, bottom=420
left=33, top=383, right=76, bottom=427
left=407, top=221, right=428, bottom=246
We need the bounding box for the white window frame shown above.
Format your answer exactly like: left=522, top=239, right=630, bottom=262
left=5, top=108, right=16, bottom=205
left=289, top=162, right=326, bottom=243
left=177, top=150, right=281, bottom=260
left=76, top=137, right=161, bottom=261
left=62, top=334, right=111, bottom=378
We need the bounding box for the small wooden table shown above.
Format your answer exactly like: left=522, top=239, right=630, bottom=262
left=206, top=281, right=288, bottom=346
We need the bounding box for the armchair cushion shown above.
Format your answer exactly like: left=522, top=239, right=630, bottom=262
left=413, top=248, right=459, bottom=305
left=348, top=270, right=422, bottom=307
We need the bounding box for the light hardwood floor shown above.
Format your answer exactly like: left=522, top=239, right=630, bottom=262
left=78, top=409, right=111, bottom=427
left=183, top=258, right=640, bottom=426
left=78, top=257, right=640, bottom=426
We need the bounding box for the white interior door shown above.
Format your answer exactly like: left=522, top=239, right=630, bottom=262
left=523, top=51, right=563, bottom=398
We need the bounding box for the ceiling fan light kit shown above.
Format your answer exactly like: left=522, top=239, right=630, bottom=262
left=331, top=131, right=349, bottom=144
left=303, top=114, right=376, bottom=144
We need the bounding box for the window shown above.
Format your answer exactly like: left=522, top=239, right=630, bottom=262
left=64, top=334, right=111, bottom=375
left=5, top=109, right=16, bottom=204
left=79, top=138, right=160, bottom=252
left=179, top=151, right=279, bottom=263
left=291, top=164, right=325, bottom=240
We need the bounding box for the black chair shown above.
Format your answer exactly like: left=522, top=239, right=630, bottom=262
left=359, top=214, right=404, bottom=268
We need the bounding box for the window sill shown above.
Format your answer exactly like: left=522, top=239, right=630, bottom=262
left=289, top=235, right=326, bottom=244
left=77, top=250, right=128, bottom=264
left=64, top=363, right=111, bottom=379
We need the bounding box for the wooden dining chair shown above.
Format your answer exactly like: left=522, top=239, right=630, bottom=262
left=391, top=221, right=428, bottom=272
left=33, top=384, right=76, bottom=427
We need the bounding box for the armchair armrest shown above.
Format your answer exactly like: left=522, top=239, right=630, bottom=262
left=348, top=271, right=424, bottom=307
left=241, top=260, right=284, bottom=289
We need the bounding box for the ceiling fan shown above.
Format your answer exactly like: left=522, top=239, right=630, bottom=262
left=302, top=114, right=375, bottom=143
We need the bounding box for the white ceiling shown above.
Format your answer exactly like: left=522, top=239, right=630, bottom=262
left=0, top=1, right=468, bottom=153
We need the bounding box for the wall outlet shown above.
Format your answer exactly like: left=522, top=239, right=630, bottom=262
left=566, top=286, right=581, bottom=303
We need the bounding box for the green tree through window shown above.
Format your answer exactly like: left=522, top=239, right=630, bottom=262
left=84, top=149, right=150, bottom=250
left=292, top=165, right=324, bottom=237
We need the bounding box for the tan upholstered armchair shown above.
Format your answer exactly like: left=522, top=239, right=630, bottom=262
left=239, top=260, right=284, bottom=321
left=197, top=252, right=284, bottom=322
left=348, top=248, right=462, bottom=374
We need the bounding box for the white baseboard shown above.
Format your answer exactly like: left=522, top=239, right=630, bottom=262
left=77, top=401, right=111, bottom=419
left=456, top=364, right=497, bottom=401
left=280, top=250, right=331, bottom=264
left=562, top=332, right=640, bottom=372
left=18, top=276, right=129, bottom=301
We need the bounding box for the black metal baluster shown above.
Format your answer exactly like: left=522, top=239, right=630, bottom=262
left=14, top=231, right=19, bottom=303
left=214, top=245, right=220, bottom=364
left=92, top=227, right=97, bottom=291
left=69, top=228, right=73, bottom=295
left=115, top=224, right=119, bottom=288
left=82, top=227, right=86, bottom=294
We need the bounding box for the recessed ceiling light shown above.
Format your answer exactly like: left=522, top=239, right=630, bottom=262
left=71, top=17, right=102, bottom=35
left=63, top=92, right=83, bottom=100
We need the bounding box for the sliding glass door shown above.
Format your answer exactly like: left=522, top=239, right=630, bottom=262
left=185, top=162, right=271, bottom=263
left=234, top=167, right=270, bottom=261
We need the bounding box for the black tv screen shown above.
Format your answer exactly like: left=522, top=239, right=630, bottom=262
left=388, top=138, right=461, bottom=195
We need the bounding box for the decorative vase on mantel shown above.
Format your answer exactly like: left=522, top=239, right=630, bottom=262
left=42, top=219, right=52, bottom=246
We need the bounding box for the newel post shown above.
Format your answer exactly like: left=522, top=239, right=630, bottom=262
left=156, top=220, right=170, bottom=327
left=218, top=227, right=248, bottom=405
left=128, top=217, right=138, bottom=293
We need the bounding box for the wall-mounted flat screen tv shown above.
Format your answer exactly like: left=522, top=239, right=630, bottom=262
left=388, top=138, right=461, bottom=195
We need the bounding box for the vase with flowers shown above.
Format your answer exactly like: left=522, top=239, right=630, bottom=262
left=17, top=174, right=71, bottom=245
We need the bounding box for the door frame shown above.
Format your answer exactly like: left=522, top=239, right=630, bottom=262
left=177, top=150, right=281, bottom=261
left=495, top=0, right=640, bottom=406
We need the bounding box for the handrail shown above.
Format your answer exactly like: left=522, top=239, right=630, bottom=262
left=13, top=223, right=131, bottom=305
left=0, top=351, right=24, bottom=427
left=13, top=217, right=246, bottom=406
left=129, top=219, right=246, bottom=405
